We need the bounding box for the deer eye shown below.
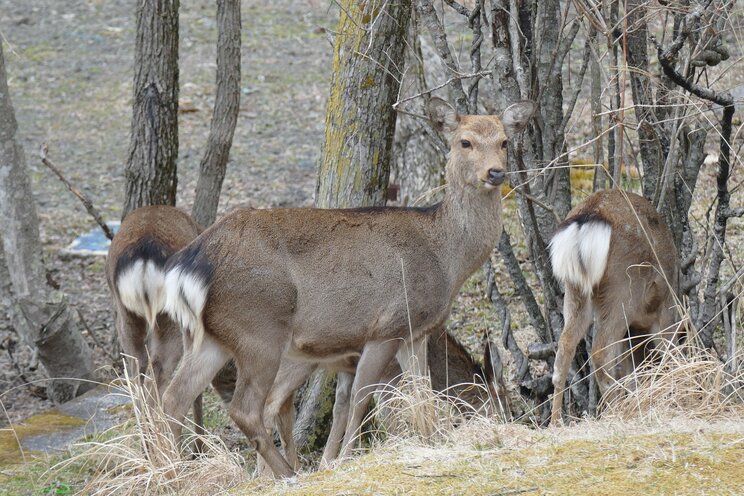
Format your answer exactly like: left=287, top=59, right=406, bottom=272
left=461, top=140, right=471, bottom=149
left=501, top=140, right=508, bottom=150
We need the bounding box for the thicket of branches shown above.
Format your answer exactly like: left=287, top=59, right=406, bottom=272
left=392, top=0, right=742, bottom=422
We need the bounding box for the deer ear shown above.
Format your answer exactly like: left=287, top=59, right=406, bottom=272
left=428, top=97, right=459, bottom=133
left=502, top=100, right=536, bottom=138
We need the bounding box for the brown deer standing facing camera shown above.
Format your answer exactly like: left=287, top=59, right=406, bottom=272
left=162, top=97, right=535, bottom=478
left=549, top=189, right=683, bottom=426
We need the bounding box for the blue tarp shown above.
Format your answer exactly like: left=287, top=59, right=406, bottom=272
left=63, top=222, right=120, bottom=256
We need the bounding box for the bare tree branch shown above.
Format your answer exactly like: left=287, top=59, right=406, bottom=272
left=39, top=144, right=114, bottom=241
left=417, top=0, right=469, bottom=113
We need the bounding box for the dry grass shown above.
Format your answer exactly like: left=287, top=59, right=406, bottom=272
left=38, top=341, right=744, bottom=495
left=49, top=368, right=245, bottom=496
left=366, top=371, right=506, bottom=450
left=602, top=340, right=744, bottom=421
left=239, top=417, right=744, bottom=495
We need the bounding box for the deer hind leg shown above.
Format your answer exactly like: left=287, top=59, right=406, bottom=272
left=228, top=348, right=294, bottom=479
left=115, top=305, right=149, bottom=382
left=339, top=339, right=401, bottom=459
left=149, top=314, right=183, bottom=395
left=592, top=304, right=633, bottom=407
left=551, top=286, right=592, bottom=426
left=162, top=335, right=230, bottom=444
left=258, top=359, right=317, bottom=474
left=149, top=317, right=206, bottom=449
left=321, top=370, right=355, bottom=466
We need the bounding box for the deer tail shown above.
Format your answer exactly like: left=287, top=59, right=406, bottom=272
left=549, top=216, right=612, bottom=295
left=163, top=246, right=212, bottom=353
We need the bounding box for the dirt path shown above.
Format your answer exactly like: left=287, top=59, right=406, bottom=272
left=0, top=0, right=335, bottom=425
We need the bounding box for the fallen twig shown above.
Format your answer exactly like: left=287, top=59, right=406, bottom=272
left=39, top=144, right=114, bottom=241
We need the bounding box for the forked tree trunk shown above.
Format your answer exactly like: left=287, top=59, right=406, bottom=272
left=122, top=0, right=180, bottom=218
left=295, top=0, right=412, bottom=453
left=0, top=42, right=96, bottom=403
left=191, top=0, right=241, bottom=227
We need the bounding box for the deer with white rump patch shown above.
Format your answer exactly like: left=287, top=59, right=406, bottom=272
left=106, top=206, right=202, bottom=392
left=549, top=189, right=682, bottom=426
left=162, top=97, right=535, bottom=477
left=106, top=205, right=234, bottom=429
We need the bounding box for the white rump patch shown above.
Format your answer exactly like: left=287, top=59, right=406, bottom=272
left=117, top=260, right=166, bottom=332
left=164, top=265, right=208, bottom=352
left=550, top=220, right=612, bottom=295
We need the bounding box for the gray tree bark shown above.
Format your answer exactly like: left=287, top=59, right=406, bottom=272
left=191, top=0, right=241, bottom=227
left=123, top=0, right=180, bottom=218
left=391, top=10, right=446, bottom=206
left=0, top=41, right=96, bottom=403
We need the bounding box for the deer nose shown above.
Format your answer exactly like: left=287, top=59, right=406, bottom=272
left=487, top=168, right=505, bottom=185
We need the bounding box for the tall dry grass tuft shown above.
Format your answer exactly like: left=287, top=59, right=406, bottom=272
left=366, top=368, right=505, bottom=450
left=602, top=340, right=744, bottom=421
left=49, top=366, right=245, bottom=496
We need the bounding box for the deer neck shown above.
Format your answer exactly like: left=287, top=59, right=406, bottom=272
left=435, top=183, right=503, bottom=288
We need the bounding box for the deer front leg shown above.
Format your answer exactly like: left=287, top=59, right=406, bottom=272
left=551, top=287, right=592, bottom=426
left=338, top=339, right=401, bottom=459
left=321, top=370, right=355, bottom=466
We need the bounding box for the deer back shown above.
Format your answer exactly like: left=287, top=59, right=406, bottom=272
left=107, top=205, right=202, bottom=329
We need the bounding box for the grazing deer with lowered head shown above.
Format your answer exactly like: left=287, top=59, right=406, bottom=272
left=256, top=329, right=512, bottom=472
left=106, top=206, right=234, bottom=429
left=549, top=189, right=682, bottom=426
left=106, top=206, right=202, bottom=391
left=162, top=97, right=535, bottom=477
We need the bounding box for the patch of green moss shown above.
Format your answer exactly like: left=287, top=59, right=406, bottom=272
left=361, top=75, right=376, bottom=90
left=0, top=411, right=85, bottom=466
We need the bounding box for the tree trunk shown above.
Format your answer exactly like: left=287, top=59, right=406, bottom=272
left=191, top=0, right=241, bottom=227
left=0, top=237, right=20, bottom=335
left=0, top=41, right=96, bottom=403
left=391, top=10, right=446, bottom=206
left=296, top=0, right=411, bottom=453
left=534, top=0, right=571, bottom=222
left=123, top=0, right=180, bottom=218
left=293, top=369, right=337, bottom=454
left=315, top=0, right=411, bottom=209
left=626, top=0, right=666, bottom=202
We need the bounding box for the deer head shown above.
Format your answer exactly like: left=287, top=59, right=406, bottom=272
left=428, top=97, right=536, bottom=192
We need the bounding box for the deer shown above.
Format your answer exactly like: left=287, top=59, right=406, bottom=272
left=105, top=205, right=234, bottom=430
left=548, top=189, right=683, bottom=426
left=254, top=328, right=511, bottom=472
left=161, top=97, right=536, bottom=477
